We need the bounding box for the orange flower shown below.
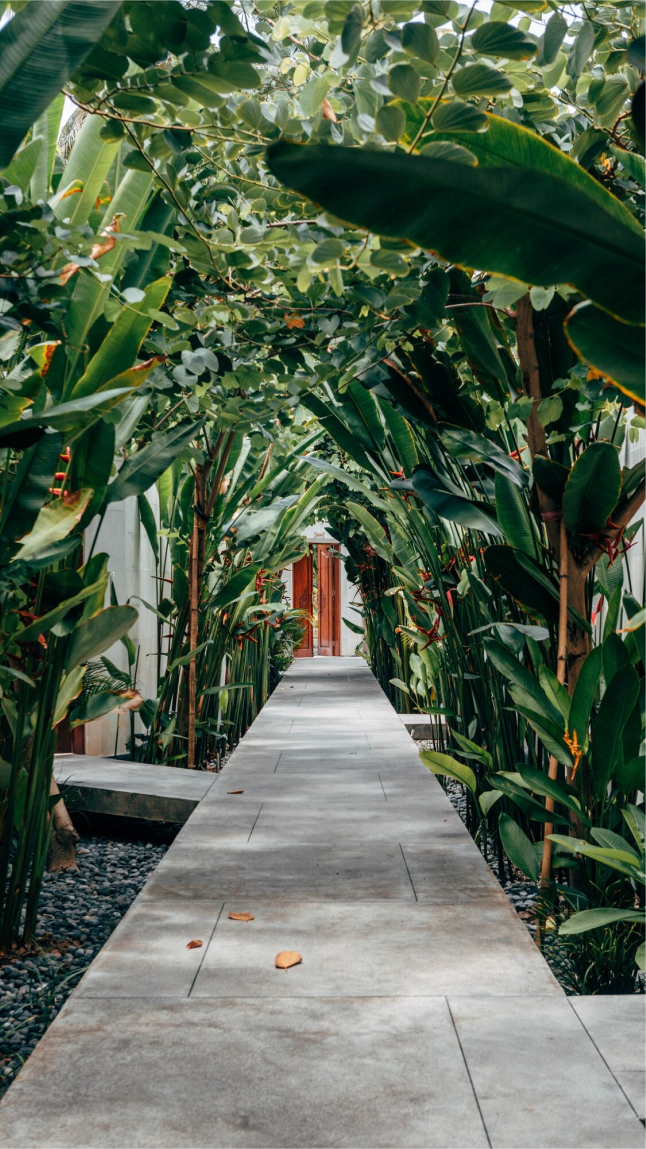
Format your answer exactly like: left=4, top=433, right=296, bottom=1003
left=564, top=730, right=583, bottom=780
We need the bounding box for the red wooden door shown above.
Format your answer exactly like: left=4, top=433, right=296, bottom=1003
left=318, top=544, right=340, bottom=656
left=292, top=549, right=313, bottom=657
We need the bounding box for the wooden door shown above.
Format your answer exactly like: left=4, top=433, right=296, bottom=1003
left=292, top=548, right=313, bottom=657
left=318, top=544, right=340, bottom=656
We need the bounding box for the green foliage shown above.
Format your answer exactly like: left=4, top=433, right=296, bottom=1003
left=0, top=1, right=119, bottom=167
left=267, top=139, right=644, bottom=324
left=0, top=0, right=643, bottom=996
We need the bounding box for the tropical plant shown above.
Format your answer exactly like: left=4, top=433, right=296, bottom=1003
left=0, top=0, right=643, bottom=995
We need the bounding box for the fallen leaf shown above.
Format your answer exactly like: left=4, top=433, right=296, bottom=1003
left=321, top=98, right=337, bottom=122
left=186, top=939, right=203, bottom=949
left=275, top=951, right=302, bottom=970
left=227, top=790, right=244, bottom=794
left=229, top=912, right=254, bottom=921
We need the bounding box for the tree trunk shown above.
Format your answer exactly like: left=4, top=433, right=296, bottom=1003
left=565, top=554, right=590, bottom=696
left=47, top=777, right=79, bottom=872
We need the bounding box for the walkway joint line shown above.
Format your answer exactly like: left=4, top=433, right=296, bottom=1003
left=399, top=842, right=418, bottom=901
left=446, top=997, right=493, bottom=1149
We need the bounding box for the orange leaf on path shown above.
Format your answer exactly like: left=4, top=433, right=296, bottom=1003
left=275, top=951, right=302, bottom=970
left=229, top=912, right=254, bottom=921
left=186, top=939, right=203, bottom=949
left=227, top=790, right=244, bottom=794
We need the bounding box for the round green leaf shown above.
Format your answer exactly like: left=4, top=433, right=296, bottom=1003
left=311, top=238, right=345, bottom=265
left=452, top=64, right=512, bottom=98
left=388, top=64, right=421, bottom=104
left=323, top=1, right=356, bottom=35
left=402, top=21, right=440, bottom=64
left=596, top=76, right=629, bottom=125
left=376, top=103, right=406, bottom=142
left=431, top=101, right=489, bottom=132
left=341, top=4, right=362, bottom=55
left=419, top=140, right=477, bottom=165
left=471, top=21, right=537, bottom=60
left=542, top=13, right=568, bottom=65
left=627, top=35, right=646, bottom=71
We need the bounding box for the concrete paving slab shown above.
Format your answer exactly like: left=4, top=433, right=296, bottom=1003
left=53, top=754, right=217, bottom=822
left=571, top=996, right=646, bottom=1120
left=191, top=899, right=560, bottom=999
left=198, top=770, right=389, bottom=804
left=401, top=840, right=506, bottom=901
left=77, top=899, right=223, bottom=998
left=54, top=754, right=215, bottom=799
left=0, top=997, right=488, bottom=1149
left=245, top=806, right=474, bottom=846
left=139, top=839, right=417, bottom=901
left=449, top=995, right=645, bottom=1148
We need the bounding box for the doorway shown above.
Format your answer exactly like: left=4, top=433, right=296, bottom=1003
left=292, top=544, right=341, bottom=657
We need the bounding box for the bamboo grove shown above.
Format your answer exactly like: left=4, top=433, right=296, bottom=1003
left=0, top=0, right=644, bottom=986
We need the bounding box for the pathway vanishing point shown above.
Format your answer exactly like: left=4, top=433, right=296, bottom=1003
left=1, top=658, right=644, bottom=1148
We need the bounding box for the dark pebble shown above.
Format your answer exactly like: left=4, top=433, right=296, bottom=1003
left=1, top=830, right=168, bottom=1099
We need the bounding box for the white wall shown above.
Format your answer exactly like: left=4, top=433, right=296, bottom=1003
left=621, top=424, right=645, bottom=601
left=83, top=490, right=161, bottom=756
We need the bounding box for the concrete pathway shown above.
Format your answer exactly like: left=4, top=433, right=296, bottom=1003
left=1, top=659, right=643, bottom=1148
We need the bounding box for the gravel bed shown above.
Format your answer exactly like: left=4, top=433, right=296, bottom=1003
left=0, top=819, right=173, bottom=1098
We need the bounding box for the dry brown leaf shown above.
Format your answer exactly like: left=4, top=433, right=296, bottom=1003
left=59, top=215, right=121, bottom=285
left=321, top=98, right=337, bottom=122
left=229, top=912, right=254, bottom=921
left=186, top=939, right=203, bottom=949
left=275, top=951, right=302, bottom=970
left=114, top=689, right=144, bottom=714
left=284, top=311, right=305, bottom=330
left=227, top=789, right=244, bottom=794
